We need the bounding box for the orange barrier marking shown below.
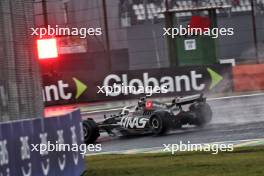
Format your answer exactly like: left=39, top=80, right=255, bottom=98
left=233, top=64, right=264, bottom=92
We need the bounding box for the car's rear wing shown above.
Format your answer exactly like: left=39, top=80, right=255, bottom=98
left=172, top=94, right=205, bottom=106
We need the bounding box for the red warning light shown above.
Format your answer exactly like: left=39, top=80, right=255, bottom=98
left=37, top=38, right=58, bottom=59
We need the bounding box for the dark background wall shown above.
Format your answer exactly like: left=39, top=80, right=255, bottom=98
left=34, top=0, right=264, bottom=74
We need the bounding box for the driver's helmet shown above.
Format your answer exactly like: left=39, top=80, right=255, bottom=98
left=138, top=97, right=146, bottom=107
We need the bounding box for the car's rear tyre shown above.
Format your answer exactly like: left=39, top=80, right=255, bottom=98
left=82, top=119, right=100, bottom=144
left=191, top=103, right=212, bottom=127
left=149, top=112, right=171, bottom=135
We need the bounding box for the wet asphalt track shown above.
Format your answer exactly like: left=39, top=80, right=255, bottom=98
left=83, top=93, right=264, bottom=153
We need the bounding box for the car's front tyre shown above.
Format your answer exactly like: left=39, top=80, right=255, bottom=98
left=82, top=118, right=100, bottom=144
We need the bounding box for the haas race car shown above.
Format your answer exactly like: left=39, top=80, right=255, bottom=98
left=82, top=94, right=212, bottom=144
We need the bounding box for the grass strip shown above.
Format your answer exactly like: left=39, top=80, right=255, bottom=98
left=84, top=146, right=264, bottom=176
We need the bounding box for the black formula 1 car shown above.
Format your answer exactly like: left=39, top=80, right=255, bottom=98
left=82, top=94, right=212, bottom=144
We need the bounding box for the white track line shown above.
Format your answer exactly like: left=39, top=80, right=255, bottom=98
left=208, top=92, right=264, bottom=101
left=86, top=138, right=264, bottom=155
left=83, top=93, right=264, bottom=115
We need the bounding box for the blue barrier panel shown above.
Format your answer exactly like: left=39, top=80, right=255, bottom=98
left=70, top=110, right=85, bottom=176
left=0, top=109, right=85, bottom=176
left=13, top=120, right=35, bottom=176
left=0, top=123, right=14, bottom=176
left=54, top=114, right=73, bottom=176
left=42, top=117, right=58, bottom=176
left=32, top=118, right=55, bottom=176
